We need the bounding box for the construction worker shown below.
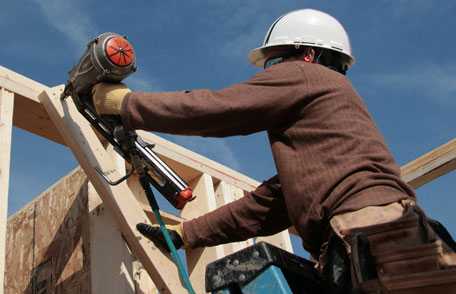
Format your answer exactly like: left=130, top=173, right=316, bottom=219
left=92, top=9, right=456, bottom=292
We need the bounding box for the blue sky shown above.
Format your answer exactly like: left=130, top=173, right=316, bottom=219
left=2, top=1, right=455, bottom=257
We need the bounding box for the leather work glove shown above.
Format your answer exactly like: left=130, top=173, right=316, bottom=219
left=91, top=82, right=131, bottom=115
left=136, top=222, right=186, bottom=252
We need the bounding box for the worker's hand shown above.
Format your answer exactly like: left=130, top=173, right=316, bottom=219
left=136, top=222, right=186, bottom=252
left=91, top=82, right=131, bottom=115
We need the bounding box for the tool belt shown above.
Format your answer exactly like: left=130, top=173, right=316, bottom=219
left=321, top=201, right=456, bottom=294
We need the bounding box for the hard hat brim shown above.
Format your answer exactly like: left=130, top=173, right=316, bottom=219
left=249, top=43, right=355, bottom=68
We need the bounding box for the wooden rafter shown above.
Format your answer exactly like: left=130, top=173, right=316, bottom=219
left=401, top=139, right=456, bottom=189
left=0, top=66, right=63, bottom=144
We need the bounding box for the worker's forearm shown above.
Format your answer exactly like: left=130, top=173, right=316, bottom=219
left=182, top=176, right=291, bottom=248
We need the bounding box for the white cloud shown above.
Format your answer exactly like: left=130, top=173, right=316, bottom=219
left=31, top=0, right=96, bottom=53
left=367, top=63, right=456, bottom=107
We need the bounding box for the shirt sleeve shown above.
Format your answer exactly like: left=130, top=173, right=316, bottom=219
left=182, top=175, right=292, bottom=248
left=121, top=63, right=307, bottom=137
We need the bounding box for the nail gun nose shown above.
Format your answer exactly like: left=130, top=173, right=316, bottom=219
left=176, top=188, right=194, bottom=209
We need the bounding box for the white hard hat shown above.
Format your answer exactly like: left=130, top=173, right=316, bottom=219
left=249, top=9, right=355, bottom=67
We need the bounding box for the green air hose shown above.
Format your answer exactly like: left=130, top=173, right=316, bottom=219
left=139, top=176, right=196, bottom=294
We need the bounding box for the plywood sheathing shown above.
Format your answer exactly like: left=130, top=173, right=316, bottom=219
left=5, top=168, right=90, bottom=294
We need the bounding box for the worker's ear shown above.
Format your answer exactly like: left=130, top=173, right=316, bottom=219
left=303, top=47, right=316, bottom=63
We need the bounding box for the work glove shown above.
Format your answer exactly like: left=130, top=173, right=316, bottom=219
left=91, top=82, right=131, bottom=115
left=136, top=222, right=186, bottom=252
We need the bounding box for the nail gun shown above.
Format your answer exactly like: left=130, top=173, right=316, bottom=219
left=60, top=32, right=194, bottom=209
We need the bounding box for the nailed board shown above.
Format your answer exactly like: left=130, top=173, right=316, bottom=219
left=38, top=86, right=186, bottom=293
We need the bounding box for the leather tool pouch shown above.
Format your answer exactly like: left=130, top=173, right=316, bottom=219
left=348, top=205, right=456, bottom=293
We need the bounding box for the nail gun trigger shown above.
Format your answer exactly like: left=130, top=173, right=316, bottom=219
left=95, top=167, right=134, bottom=186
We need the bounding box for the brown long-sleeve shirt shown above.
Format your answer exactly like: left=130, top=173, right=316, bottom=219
left=121, top=61, right=415, bottom=255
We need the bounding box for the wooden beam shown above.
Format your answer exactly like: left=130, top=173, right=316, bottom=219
left=38, top=86, right=186, bottom=293
left=0, top=88, right=14, bottom=292
left=401, top=138, right=456, bottom=189
left=181, top=174, right=223, bottom=293
left=0, top=66, right=64, bottom=144
left=88, top=184, right=158, bottom=293
left=144, top=209, right=184, bottom=226
left=12, top=93, right=64, bottom=145
left=0, top=66, right=47, bottom=99
left=88, top=143, right=159, bottom=293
